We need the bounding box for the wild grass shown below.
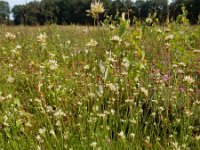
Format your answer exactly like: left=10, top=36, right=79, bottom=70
left=0, top=20, right=199, bottom=150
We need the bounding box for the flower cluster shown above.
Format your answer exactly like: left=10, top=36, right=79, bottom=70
left=5, top=32, right=16, bottom=40
left=37, top=33, right=47, bottom=43
left=87, top=0, right=105, bottom=18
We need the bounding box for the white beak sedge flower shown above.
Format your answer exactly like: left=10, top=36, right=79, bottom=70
left=110, top=35, right=122, bottom=44
left=86, top=39, right=98, bottom=47
left=141, top=87, right=149, bottom=97
left=7, top=76, right=15, bottom=83
left=90, top=142, right=97, bottom=148
left=37, top=33, right=47, bottom=43
left=183, top=76, right=195, bottom=85
left=5, top=32, right=16, bottom=40
left=87, top=0, right=105, bottom=18
left=118, top=131, right=126, bottom=140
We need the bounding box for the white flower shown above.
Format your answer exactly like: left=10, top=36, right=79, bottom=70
left=129, top=133, right=135, bottom=140
left=37, top=33, right=47, bottom=43
left=25, top=122, right=32, bottom=127
left=86, top=39, right=98, bottom=47
left=158, top=107, right=164, bottom=111
left=16, top=45, right=22, bottom=49
left=38, top=128, right=46, bottom=135
left=5, top=32, right=16, bottom=40
left=165, top=34, right=174, bottom=41
left=172, top=142, right=179, bottom=149
left=99, top=60, right=105, bottom=74
left=164, top=28, right=170, bottom=32
left=6, top=94, right=12, bottom=99
left=195, top=135, right=200, bottom=140
left=7, top=76, right=15, bottom=83
left=111, top=109, right=115, bottom=115
left=157, top=28, right=162, bottom=33
left=118, top=131, right=126, bottom=140
left=67, top=40, right=71, bottom=44
left=91, top=1, right=104, bottom=14
left=178, top=62, right=186, bottom=67
left=146, top=18, right=152, bottom=24
left=184, top=76, right=195, bottom=84
left=109, top=24, right=116, bottom=30
left=89, top=93, right=96, bottom=98
left=83, top=28, right=88, bottom=33
left=84, top=65, right=90, bottom=70
left=141, top=87, right=148, bottom=97
left=97, top=85, right=104, bottom=96
left=193, top=49, right=200, bottom=53
left=122, top=58, right=130, bottom=68
left=129, top=118, right=137, bottom=124
left=110, top=35, right=122, bottom=43
left=90, top=142, right=97, bottom=148
left=97, top=113, right=106, bottom=118
left=87, top=1, right=105, bottom=17
left=4, top=116, right=8, bottom=122
left=50, top=64, right=58, bottom=70
left=125, top=99, right=134, bottom=103
left=56, top=120, right=61, bottom=126
left=36, top=135, right=42, bottom=141
left=48, top=60, right=58, bottom=70
left=37, top=145, right=41, bottom=150
left=50, top=129, right=56, bottom=136
left=106, top=83, right=119, bottom=92
left=54, top=109, right=66, bottom=118
left=63, top=131, right=69, bottom=140
left=185, top=109, right=193, bottom=117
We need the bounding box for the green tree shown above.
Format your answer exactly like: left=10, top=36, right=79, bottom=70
left=109, top=0, right=125, bottom=19
left=12, top=5, right=26, bottom=25
left=169, top=0, right=200, bottom=24
left=40, top=0, right=59, bottom=24
left=56, top=0, right=92, bottom=25
left=10, top=0, right=200, bottom=25
left=12, top=2, right=41, bottom=25
left=26, top=1, right=41, bottom=25
left=0, top=1, right=10, bottom=24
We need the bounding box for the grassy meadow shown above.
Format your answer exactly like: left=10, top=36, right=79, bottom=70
left=0, top=19, right=200, bottom=149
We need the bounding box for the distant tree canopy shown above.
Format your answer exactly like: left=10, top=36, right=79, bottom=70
left=0, top=0, right=10, bottom=24
left=8, top=0, right=200, bottom=25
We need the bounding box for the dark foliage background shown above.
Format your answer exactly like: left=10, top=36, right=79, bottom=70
left=0, top=0, right=199, bottom=25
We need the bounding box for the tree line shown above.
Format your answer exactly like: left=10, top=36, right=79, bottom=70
left=0, top=0, right=199, bottom=26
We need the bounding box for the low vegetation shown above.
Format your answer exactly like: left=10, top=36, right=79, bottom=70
left=0, top=10, right=200, bottom=150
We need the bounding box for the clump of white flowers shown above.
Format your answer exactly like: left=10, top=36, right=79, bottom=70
left=84, top=64, right=90, bottom=70
left=54, top=109, right=66, bottom=118
left=183, top=75, right=195, bottom=85
left=140, top=87, right=149, bottom=97
left=157, top=28, right=162, bottom=33
left=193, top=49, right=200, bottom=53
left=7, top=76, right=15, bottom=83
left=146, top=17, right=152, bottom=24
left=118, top=131, right=126, bottom=140
left=37, top=33, right=47, bottom=43
left=5, top=32, right=16, bottom=40
left=90, top=142, right=97, bottom=148
left=47, top=60, right=59, bottom=70
left=122, top=58, right=130, bottom=69
left=38, top=128, right=46, bottom=135
left=165, top=34, right=174, bottom=41
left=86, top=39, right=98, bottom=47
left=106, top=83, right=119, bottom=92
left=110, top=35, right=122, bottom=44
left=86, top=0, right=105, bottom=18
